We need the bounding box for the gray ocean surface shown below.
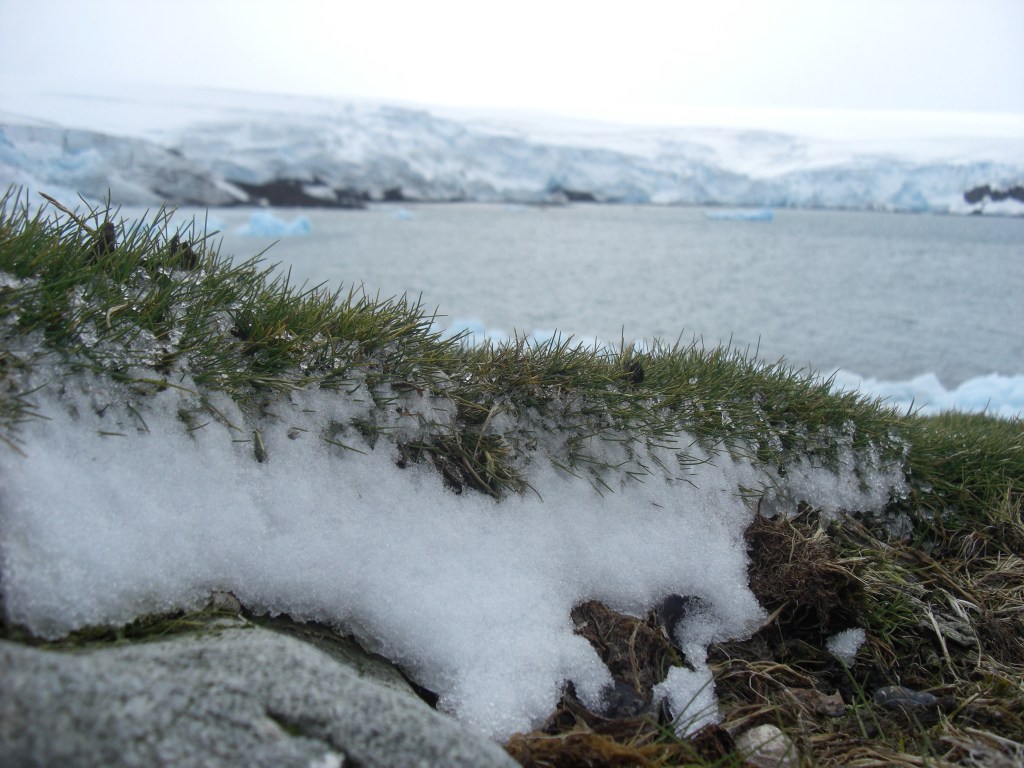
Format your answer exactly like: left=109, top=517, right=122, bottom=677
left=200, top=204, right=1023, bottom=388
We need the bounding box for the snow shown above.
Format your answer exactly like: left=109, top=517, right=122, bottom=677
left=653, top=665, right=719, bottom=736
left=760, top=430, right=909, bottom=520
left=1, top=79, right=1021, bottom=213
left=0, top=357, right=909, bottom=741
left=826, top=627, right=867, bottom=666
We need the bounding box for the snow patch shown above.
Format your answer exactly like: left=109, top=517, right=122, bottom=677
left=0, top=371, right=767, bottom=739
left=653, top=664, right=720, bottom=737
left=0, top=365, right=908, bottom=740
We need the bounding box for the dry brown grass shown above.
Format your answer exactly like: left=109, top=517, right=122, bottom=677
left=508, top=501, right=1024, bottom=767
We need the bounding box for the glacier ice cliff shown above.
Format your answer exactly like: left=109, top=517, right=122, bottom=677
left=1, top=90, right=1022, bottom=213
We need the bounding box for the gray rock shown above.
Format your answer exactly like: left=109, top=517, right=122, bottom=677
left=0, top=625, right=517, bottom=768
left=734, top=724, right=799, bottom=768
left=872, top=685, right=957, bottom=725
left=251, top=614, right=415, bottom=699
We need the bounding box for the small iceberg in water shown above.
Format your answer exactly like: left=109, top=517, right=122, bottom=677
left=705, top=208, right=774, bottom=222
left=238, top=211, right=313, bottom=237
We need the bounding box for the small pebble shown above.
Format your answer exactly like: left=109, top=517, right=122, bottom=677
left=872, top=685, right=957, bottom=725
left=873, top=685, right=937, bottom=710
left=734, top=724, right=799, bottom=768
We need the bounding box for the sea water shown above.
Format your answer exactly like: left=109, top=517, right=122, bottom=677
left=195, top=204, right=1022, bottom=391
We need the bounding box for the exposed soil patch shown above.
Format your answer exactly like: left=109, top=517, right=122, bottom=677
left=570, top=599, right=683, bottom=714
left=744, top=508, right=862, bottom=634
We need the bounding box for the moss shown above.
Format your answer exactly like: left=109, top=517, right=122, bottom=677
left=1, top=604, right=250, bottom=649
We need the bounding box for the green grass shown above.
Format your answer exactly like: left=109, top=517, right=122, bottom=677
left=904, top=412, right=1024, bottom=527
left=3, top=189, right=1019, bottom=512
left=2, top=189, right=1023, bottom=766
left=0, top=189, right=909, bottom=493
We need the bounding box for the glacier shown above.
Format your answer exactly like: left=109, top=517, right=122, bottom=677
left=1, top=81, right=1022, bottom=214
left=0, top=123, right=245, bottom=207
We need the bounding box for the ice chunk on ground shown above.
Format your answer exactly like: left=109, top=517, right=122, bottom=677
left=653, top=663, right=720, bottom=736
left=826, top=627, right=867, bottom=666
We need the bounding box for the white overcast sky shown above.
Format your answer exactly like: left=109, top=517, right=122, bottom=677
left=1, top=0, right=1022, bottom=127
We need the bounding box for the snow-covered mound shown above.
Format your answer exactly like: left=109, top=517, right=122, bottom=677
left=1, top=82, right=1021, bottom=213
left=0, top=361, right=908, bottom=740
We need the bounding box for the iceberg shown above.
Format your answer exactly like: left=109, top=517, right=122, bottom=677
left=238, top=210, right=312, bottom=237
left=704, top=208, right=774, bottom=221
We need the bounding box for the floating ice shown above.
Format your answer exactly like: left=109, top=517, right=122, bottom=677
left=437, top=320, right=597, bottom=350
left=704, top=208, right=774, bottom=222
left=832, top=370, right=1024, bottom=420
left=238, top=210, right=313, bottom=237
left=529, top=328, right=559, bottom=345
left=440, top=318, right=510, bottom=345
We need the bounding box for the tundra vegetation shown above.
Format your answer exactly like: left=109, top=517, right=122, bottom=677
left=1, top=189, right=1021, bottom=766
